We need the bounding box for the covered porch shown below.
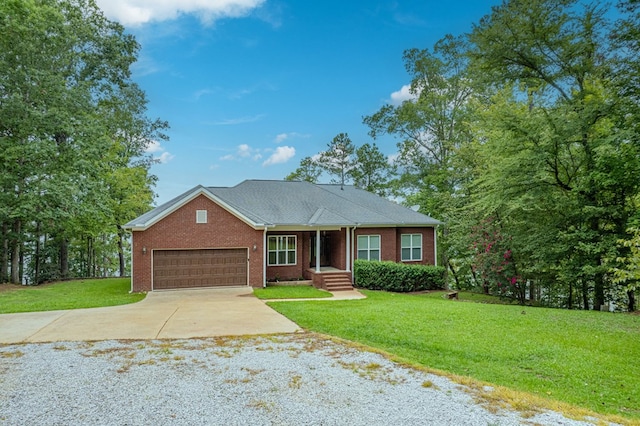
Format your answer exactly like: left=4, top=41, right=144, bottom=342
left=265, top=227, right=354, bottom=291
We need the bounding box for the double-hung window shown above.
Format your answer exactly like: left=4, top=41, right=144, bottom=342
left=357, top=235, right=380, bottom=261
left=401, top=234, right=422, bottom=261
left=268, top=235, right=296, bottom=266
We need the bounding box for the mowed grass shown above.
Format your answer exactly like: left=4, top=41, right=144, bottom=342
left=268, top=290, right=640, bottom=421
left=0, top=278, right=145, bottom=314
left=253, top=285, right=332, bottom=299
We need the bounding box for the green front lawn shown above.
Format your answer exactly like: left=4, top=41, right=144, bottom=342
left=0, top=278, right=145, bottom=314
left=253, top=285, right=332, bottom=299
left=268, top=290, right=640, bottom=422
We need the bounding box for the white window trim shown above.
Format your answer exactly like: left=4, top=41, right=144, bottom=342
left=357, top=234, right=381, bottom=261
left=401, top=233, right=422, bottom=261
left=196, top=210, right=207, bottom=224
left=268, top=235, right=297, bottom=266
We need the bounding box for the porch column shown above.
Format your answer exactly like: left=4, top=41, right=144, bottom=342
left=315, top=228, right=321, bottom=273
left=345, top=227, right=351, bottom=272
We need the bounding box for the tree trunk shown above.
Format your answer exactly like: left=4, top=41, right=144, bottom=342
left=627, top=289, right=636, bottom=313
left=59, top=237, right=69, bottom=279
left=34, top=223, right=41, bottom=284
left=582, top=280, right=589, bottom=310
left=593, top=270, right=605, bottom=311
left=87, top=236, right=93, bottom=277
left=447, top=259, right=460, bottom=289
left=529, top=280, right=536, bottom=302
left=117, top=226, right=125, bottom=277
left=1, top=222, right=8, bottom=283
left=568, top=281, right=573, bottom=309
left=10, top=219, right=21, bottom=284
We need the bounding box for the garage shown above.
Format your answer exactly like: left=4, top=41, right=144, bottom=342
left=153, top=249, right=247, bottom=290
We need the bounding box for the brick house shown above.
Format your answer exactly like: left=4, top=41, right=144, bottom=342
left=123, top=180, right=441, bottom=292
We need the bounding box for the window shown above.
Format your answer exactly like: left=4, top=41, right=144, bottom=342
left=357, top=235, right=380, bottom=261
left=196, top=210, right=207, bottom=224
left=401, top=234, right=422, bottom=261
left=268, top=235, right=296, bottom=265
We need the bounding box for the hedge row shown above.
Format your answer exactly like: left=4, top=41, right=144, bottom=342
left=353, top=260, right=446, bottom=292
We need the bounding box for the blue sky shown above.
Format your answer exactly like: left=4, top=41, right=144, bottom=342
left=95, top=0, right=501, bottom=205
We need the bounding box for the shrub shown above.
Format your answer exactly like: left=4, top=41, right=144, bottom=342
left=354, top=260, right=445, bottom=292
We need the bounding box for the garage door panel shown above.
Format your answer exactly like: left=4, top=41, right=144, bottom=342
left=153, top=249, right=247, bottom=290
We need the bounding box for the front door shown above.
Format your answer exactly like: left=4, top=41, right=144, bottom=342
left=310, top=233, right=330, bottom=267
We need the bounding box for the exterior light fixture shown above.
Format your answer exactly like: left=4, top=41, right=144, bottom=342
left=142, top=246, right=147, bottom=255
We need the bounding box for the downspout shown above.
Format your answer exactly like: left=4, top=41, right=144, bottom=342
left=433, top=225, right=438, bottom=267
left=350, top=225, right=358, bottom=285
left=263, top=226, right=270, bottom=287
left=128, top=232, right=134, bottom=294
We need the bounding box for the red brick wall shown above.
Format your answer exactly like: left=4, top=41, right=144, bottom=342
left=265, top=231, right=306, bottom=281
left=397, top=227, right=436, bottom=265
left=353, top=227, right=436, bottom=265
left=354, top=228, right=397, bottom=262
left=131, top=194, right=264, bottom=292
left=328, top=230, right=346, bottom=270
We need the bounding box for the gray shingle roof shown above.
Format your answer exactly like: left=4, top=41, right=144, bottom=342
left=124, top=180, right=441, bottom=230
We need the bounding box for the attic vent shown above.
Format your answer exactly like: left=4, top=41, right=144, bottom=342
left=196, top=210, right=208, bottom=224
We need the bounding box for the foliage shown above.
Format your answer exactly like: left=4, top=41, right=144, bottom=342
left=316, top=133, right=356, bottom=187
left=612, top=228, right=640, bottom=312
left=269, top=290, right=640, bottom=421
left=465, top=0, right=640, bottom=311
left=350, top=143, right=396, bottom=197
left=357, top=0, right=640, bottom=311
left=0, top=0, right=166, bottom=284
left=469, top=216, right=527, bottom=304
left=253, top=285, right=332, bottom=299
left=353, top=259, right=445, bottom=292
left=363, top=34, right=478, bottom=288
left=285, top=135, right=396, bottom=196
left=0, top=278, right=144, bottom=313
left=284, top=156, right=323, bottom=183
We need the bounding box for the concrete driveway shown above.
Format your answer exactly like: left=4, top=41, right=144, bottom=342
left=0, top=287, right=300, bottom=344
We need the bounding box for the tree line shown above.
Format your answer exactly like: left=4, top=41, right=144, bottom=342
left=0, top=0, right=167, bottom=284
left=287, top=0, right=640, bottom=311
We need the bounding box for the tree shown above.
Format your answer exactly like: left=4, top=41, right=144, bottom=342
left=317, top=133, right=356, bottom=187
left=285, top=156, right=323, bottom=183
left=612, top=228, right=640, bottom=312
left=0, top=0, right=164, bottom=283
left=363, top=35, right=478, bottom=284
left=468, top=0, right=640, bottom=310
left=350, top=143, right=396, bottom=197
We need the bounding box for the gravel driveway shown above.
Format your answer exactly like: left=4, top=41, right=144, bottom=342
left=0, top=333, right=610, bottom=425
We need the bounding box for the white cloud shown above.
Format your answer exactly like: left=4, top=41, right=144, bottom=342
left=156, top=151, right=175, bottom=164
left=263, top=146, right=295, bottom=166
left=220, top=144, right=261, bottom=161
left=273, top=132, right=310, bottom=143
left=96, top=0, right=265, bottom=26
left=209, top=114, right=266, bottom=126
left=144, top=140, right=164, bottom=153
left=237, top=144, right=252, bottom=157
left=390, top=84, right=419, bottom=105
left=145, top=140, right=174, bottom=163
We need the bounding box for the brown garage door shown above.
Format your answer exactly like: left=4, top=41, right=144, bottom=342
left=153, top=249, right=247, bottom=290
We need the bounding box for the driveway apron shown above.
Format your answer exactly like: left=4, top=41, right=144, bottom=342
left=0, top=287, right=300, bottom=344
